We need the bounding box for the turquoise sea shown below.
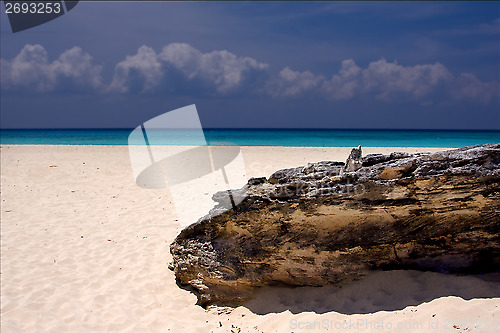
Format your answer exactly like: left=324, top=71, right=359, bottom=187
left=0, top=129, right=499, bottom=147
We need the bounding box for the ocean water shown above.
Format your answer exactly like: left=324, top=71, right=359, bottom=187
left=0, top=129, right=499, bottom=147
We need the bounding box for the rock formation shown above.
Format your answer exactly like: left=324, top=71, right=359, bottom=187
left=170, top=144, right=500, bottom=306
left=343, top=145, right=362, bottom=173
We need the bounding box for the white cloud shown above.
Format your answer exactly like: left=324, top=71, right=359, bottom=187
left=158, top=43, right=201, bottom=77
left=361, top=59, right=454, bottom=100
left=1, top=44, right=51, bottom=91
left=1, top=44, right=102, bottom=92
left=1, top=43, right=498, bottom=105
left=454, top=73, right=500, bottom=104
left=52, top=47, right=104, bottom=91
left=109, top=43, right=269, bottom=94
left=160, top=43, right=269, bottom=93
left=267, top=67, right=324, bottom=97
left=322, top=59, right=362, bottom=100
left=108, top=46, right=163, bottom=93
left=269, top=58, right=497, bottom=104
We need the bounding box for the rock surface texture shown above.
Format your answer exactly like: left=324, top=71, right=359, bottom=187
left=170, top=144, right=500, bottom=306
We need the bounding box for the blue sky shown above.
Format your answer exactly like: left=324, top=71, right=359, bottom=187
left=1, top=1, right=499, bottom=129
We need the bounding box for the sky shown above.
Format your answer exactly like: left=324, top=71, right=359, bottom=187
left=1, top=1, right=499, bottom=129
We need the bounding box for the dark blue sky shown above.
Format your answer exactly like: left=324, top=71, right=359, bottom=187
left=1, top=1, right=499, bottom=129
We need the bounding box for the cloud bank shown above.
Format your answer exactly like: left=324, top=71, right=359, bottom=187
left=1, top=43, right=498, bottom=104
left=108, top=43, right=269, bottom=94
left=276, top=58, right=499, bottom=104
left=1, top=44, right=103, bottom=92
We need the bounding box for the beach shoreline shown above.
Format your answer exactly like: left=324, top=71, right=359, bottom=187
left=1, top=144, right=499, bottom=332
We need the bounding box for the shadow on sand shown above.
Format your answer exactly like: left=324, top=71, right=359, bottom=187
left=242, top=270, right=500, bottom=315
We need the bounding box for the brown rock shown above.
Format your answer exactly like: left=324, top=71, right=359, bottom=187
left=170, top=144, right=500, bottom=306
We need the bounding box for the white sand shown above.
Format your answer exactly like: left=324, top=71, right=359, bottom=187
left=1, top=145, right=499, bottom=332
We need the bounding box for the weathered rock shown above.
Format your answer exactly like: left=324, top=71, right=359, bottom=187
left=170, top=144, right=500, bottom=306
left=344, top=145, right=363, bottom=173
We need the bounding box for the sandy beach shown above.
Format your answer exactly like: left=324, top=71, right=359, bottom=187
left=1, top=145, right=499, bottom=333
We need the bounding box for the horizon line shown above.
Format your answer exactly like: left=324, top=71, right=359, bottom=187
left=1, top=128, right=500, bottom=132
